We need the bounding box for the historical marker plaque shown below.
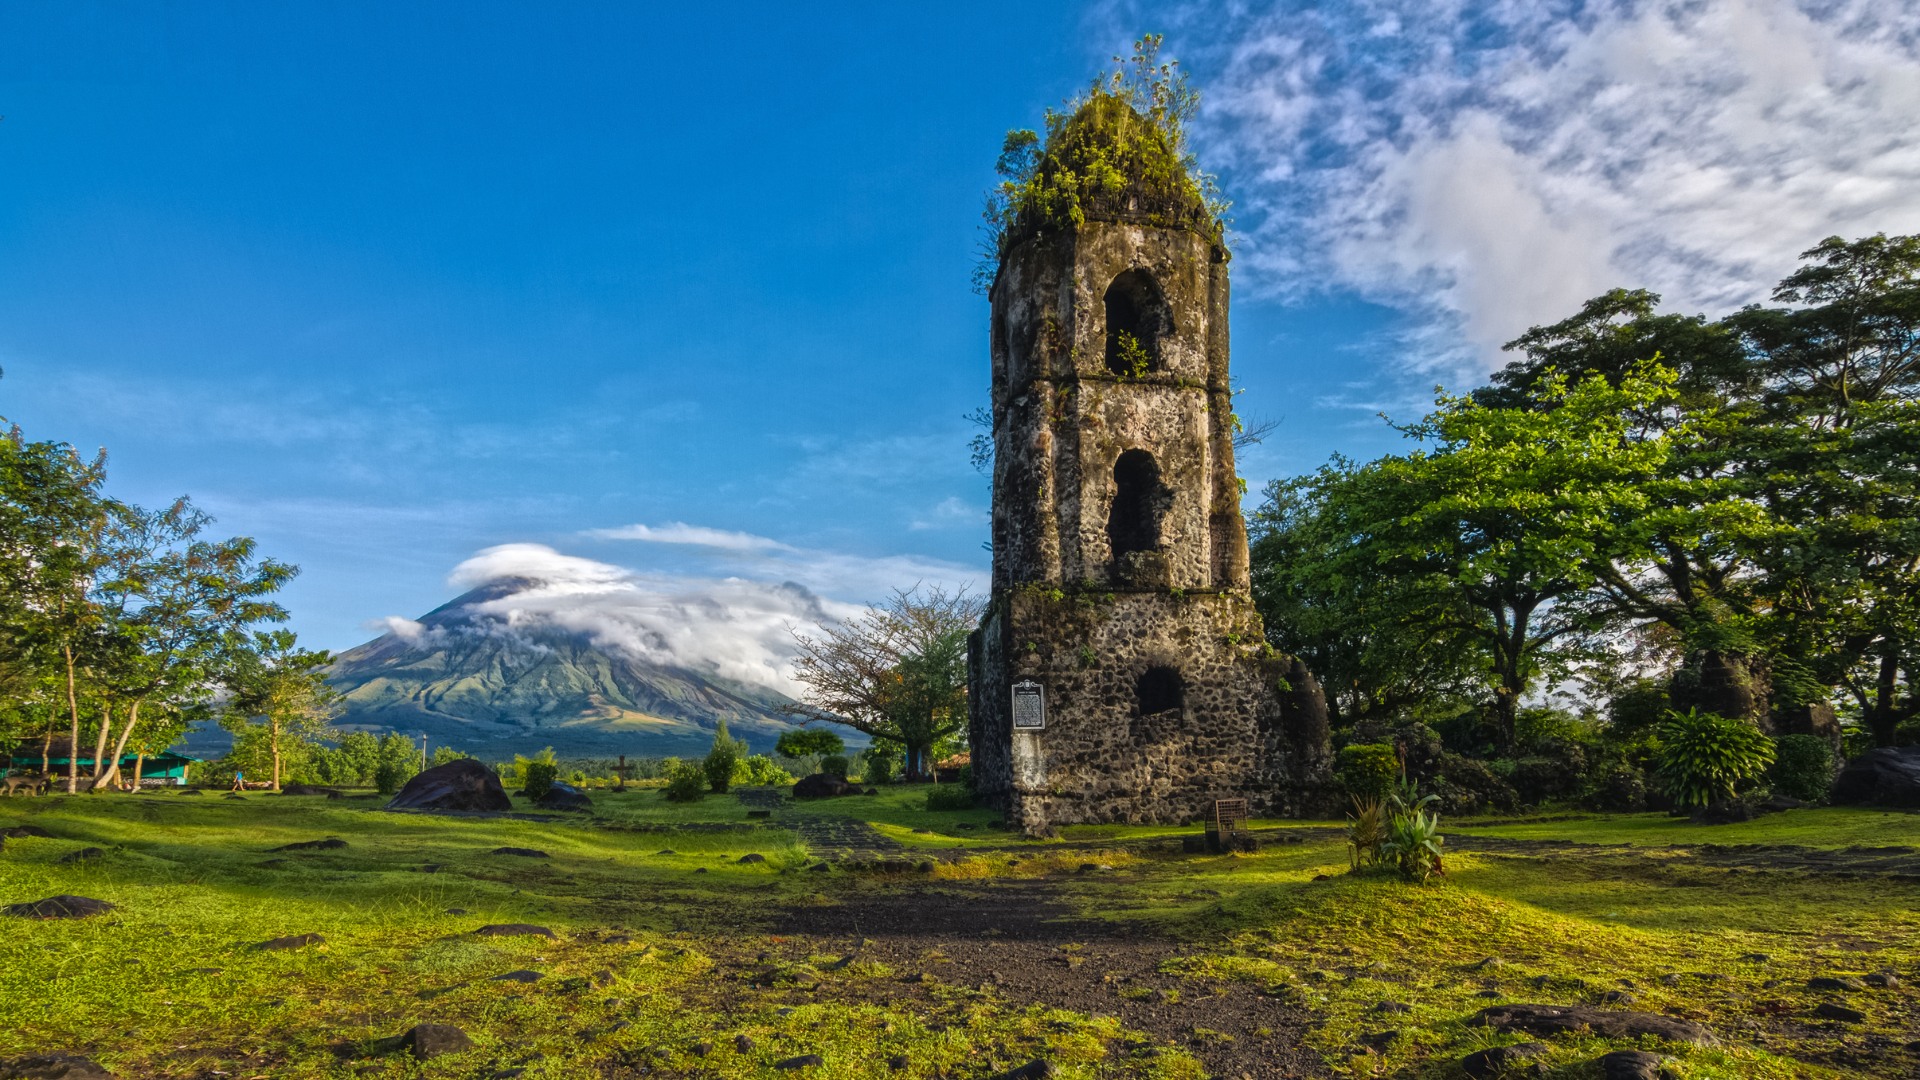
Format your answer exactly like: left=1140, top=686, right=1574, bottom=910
left=1011, top=680, right=1046, bottom=731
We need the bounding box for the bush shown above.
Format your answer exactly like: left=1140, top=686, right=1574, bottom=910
left=1383, top=785, right=1445, bottom=883
left=737, top=754, right=794, bottom=787
left=1770, top=734, right=1837, bottom=803
left=663, top=762, right=706, bottom=802
left=925, top=784, right=977, bottom=811
left=1654, top=708, right=1776, bottom=808
left=521, top=761, right=558, bottom=800
left=863, top=751, right=895, bottom=785
left=1345, top=796, right=1388, bottom=871
left=1335, top=743, right=1399, bottom=801
left=374, top=758, right=410, bottom=796
left=818, top=754, right=850, bottom=780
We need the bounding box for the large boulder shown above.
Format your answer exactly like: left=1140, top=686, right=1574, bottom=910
left=535, top=781, right=593, bottom=813
left=792, top=773, right=859, bottom=799
left=1831, top=746, right=1920, bottom=808
left=385, top=759, right=512, bottom=812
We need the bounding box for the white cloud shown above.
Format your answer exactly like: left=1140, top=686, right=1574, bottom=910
left=365, top=615, right=429, bottom=642
left=909, top=495, right=990, bottom=531
left=583, top=521, right=795, bottom=552
left=1177, top=0, right=1920, bottom=374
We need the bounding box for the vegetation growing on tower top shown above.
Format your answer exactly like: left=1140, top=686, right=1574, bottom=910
left=975, top=35, right=1228, bottom=293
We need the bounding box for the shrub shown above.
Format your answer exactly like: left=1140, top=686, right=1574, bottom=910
left=775, top=728, right=845, bottom=759
left=374, top=758, right=410, bottom=796
left=1654, top=708, right=1776, bottom=808
left=925, top=784, right=977, bottom=811
left=1770, top=734, right=1836, bottom=803
left=1383, top=789, right=1446, bottom=883
left=703, top=721, right=742, bottom=794
left=818, top=754, right=850, bottom=780
left=863, top=751, right=896, bottom=785
left=661, top=761, right=706, bottom=802
left=958, top=763, right=974, bottom=791
left=737, top=754, right=794, bottom=787
left=1335, top=743, right=1399, bottom=801
left=521, top=761, right=558, bottom=801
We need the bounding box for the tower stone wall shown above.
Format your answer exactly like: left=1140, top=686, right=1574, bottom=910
left=968, top=213, right=1333, bottom=835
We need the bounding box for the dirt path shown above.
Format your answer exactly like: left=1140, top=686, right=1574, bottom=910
left=765, top=876, right=1326, bottom=1080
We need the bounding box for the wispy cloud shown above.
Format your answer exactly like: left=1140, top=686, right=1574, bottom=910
left=1162, top=0, right=1920, bottom=377
left=583, top=521, right=796, bottom=552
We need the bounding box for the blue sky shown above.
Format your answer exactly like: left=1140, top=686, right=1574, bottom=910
left=4, top=2, right=1916, bottom=689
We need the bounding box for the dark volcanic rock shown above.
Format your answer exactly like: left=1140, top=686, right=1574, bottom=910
left=57, top=848, right=104, bottom=864
left=490, top=847, right=550, bottom=859
left=397, top=1023, right=473, bottom=1060
left=1808, top=976, right=1865, bottom=992
left=791, top=774, right=859, bottom=799
left=2, top=825, right=54, bottom=839
left=1831, top=745, right=1920, bottom=808
left=474, top=923, right=557, bottom=939
left=490, top=969, right=545, bottom=983
left=386, top=759, right=513, bottom=813
left=733, top=1035, right=755, bottom=1054
left=1470, top=1003, right=1714, bottom=1045
left=254, top=933, right=325, bottom=951
left=0, top=1052, right=116, bottom=1078
left=1461, top=1042, right=1546, bottom=1078
left=989, top=1061, right=1055, bottom=1080
left=271, top=837, right=347, bottom=852
left=3, top=895, right=115, bottom=920
left=1813, top=1002, right=1866, bottom=1023
left=534, top=781, right=593, bottom=813
left=738, top=853, right=767, bottom=864
left=1599, top=1050, right=1663, bottom=1080
left=774, top=1055, right=823, bottom=1070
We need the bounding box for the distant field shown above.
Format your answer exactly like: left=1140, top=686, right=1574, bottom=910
left=1, top=788, right=1915, bottom=1078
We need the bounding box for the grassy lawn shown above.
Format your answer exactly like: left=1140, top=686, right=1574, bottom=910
left=2, top=789, right=1915, bottom=1078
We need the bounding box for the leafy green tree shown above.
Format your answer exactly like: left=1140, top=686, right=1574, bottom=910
left=219, top=630, right=338, bottom=791
left=88, top=499, right=294, bottom=790
left=372, top=732, right=420, bottom=795
left=784, top=585, right=984, bottom=780
left=774, top=728, right=844, bottom=759
left=702, top=719, right=743, bottom=794
left=1329, top=367, right=1679, bottom=750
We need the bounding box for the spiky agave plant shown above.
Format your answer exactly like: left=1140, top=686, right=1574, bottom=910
left=1384, top=778, right=1445, bottom=883
left=1345, top=795, right=1389, bottom=871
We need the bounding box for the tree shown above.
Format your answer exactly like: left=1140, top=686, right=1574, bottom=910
left=1249, top=468, right=1483, bottom=729
left=702, top=719, right=743, bottom=794
left=86, top=499, right=295, bottom=790
left=774, top=728, right=844, bottom=759
left=1336, top=367, right=1679, bottom=750
left=0, top=423, right=118, bottom=792
left=784, top=585, right=985, bottom=780
left=220, top=630, right=339, bottom=791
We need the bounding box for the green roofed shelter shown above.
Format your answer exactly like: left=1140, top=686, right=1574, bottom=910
left=5, top=748, right=201, bottom=786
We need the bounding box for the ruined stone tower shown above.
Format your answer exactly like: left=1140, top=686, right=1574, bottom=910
left=967, top=95, right=1331, bottom=834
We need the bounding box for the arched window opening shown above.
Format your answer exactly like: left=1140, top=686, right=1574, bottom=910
left=1109, top=449, right=1167, bottom=559
left=1103, top=269, right=1170, bottom=376
left=1137, top=666, right=1185, bottom=717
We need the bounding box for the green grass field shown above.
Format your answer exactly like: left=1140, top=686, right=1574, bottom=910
left=2, top=788, right=1915, bottom=1078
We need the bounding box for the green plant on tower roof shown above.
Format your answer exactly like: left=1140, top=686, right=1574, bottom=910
left=973, top=34, right=1229, bottom=294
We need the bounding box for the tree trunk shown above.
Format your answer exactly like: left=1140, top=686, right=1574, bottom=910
left=64, top=645, right=81, bottom=794
left=95, top=699, right=144, bottom=790
left=133, top=752, right=145, bottom=790
left=40, top=728, right=51, bottom=775
left=271, top=717, right=282, bottom=791
left=88, top=701, right=113, bottom=788
left=1869, top=649, right=1901, bottom=747
left=904, top=742, right=928, bottom=782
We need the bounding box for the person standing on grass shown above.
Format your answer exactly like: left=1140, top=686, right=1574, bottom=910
left=231, top=769, right=244, bottom=792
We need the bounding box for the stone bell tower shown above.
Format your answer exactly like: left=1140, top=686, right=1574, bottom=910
left=967, top=98, right=1331, bottom=835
